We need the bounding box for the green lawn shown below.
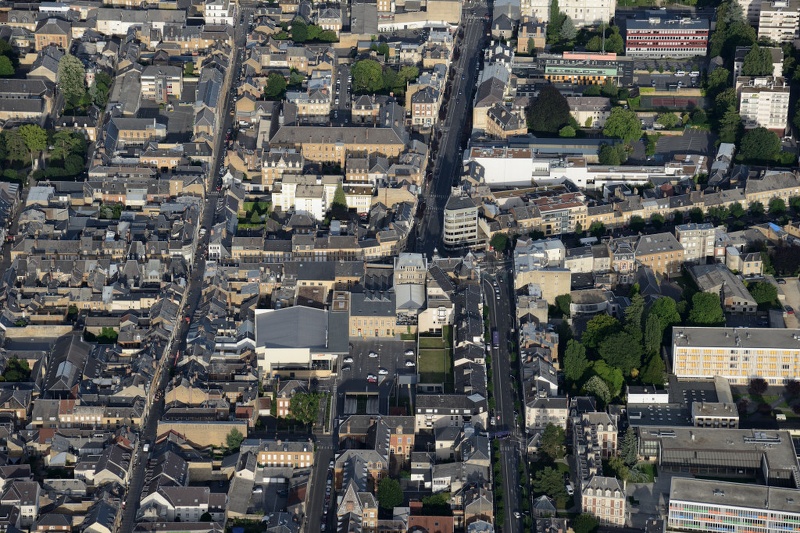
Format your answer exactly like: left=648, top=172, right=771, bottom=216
left=418, top=348, right=453, bottom=391
left=419, top=336, right=446, bottom=349
left=239, top=201, right=271, bottom=226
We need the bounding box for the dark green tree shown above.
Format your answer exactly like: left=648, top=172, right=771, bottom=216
left=289, top=392, right=322, bottom=425
left=3, top=131, right=28, bottom=164
left=742, top=44, right=774, bottom=76
left=688, top=292, right=725, bottom=326
left=57, top=53, right=87, bottom=107
left=1, top=357, right=30, bottom=382
left=526, top=85, right=571, bottom=134
left=650, top=213, right=665, bottom=229
left=619, top=427, right=638, bottom=467
left=582, top=313, right=621, bottom=349
left=589, top=221, right=606, bottom=238
left=718, top=108, right=742, bottom=144
left=290, top=19, right=309, bottom=42
left=740, top=127, right=781, bottom=162
left=546, top=0, right=566, bottom=43
left=750, top=201, right=765, bottom=217
left=598, top=331, right=643, bottom=375
left=563, top=340, right=590, bottom=384
left=540, top=423, right=566, bottom=461
left=628, top=215, right=645, bottom=233
left=748, top=281, right=778, bottom=305
left=559, top=125, right=576, bottom=137
left=603, top=107, right=642, bottom=143
left=264, top=72, right=287, bottom=100
left=598, top=143, right=625, bottom=165
left=18, top=124, right=47, bottom=155
left=532, top=467, right=569, bottom=505
left=644, top=312, right=662, bottom=357
left=559, top=16, right=577, bottom=40
left=730, top=202, right=746, bottom=218
left=377, top=478, right=403, bottom=510
left=624, top=293, right=646, bottom=342
left=225, top=428, right=244, bottom=449
left=769, top=197, right=787, bottom=215
left=592, top=361, right=624, bottom=398
left=555, top=294, right=572, bottom=317
left=489, top=233, right=509, bottom=253
left=352, top=59, right=385, bottom=93
left=573, top=514, right=599, bottom=533
left=640, top=353, right=666, bottom=386
left=0, top=56, right=13, bottom=77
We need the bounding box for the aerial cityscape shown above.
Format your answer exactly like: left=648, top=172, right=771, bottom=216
left=0, top=0, right=797, bottom=532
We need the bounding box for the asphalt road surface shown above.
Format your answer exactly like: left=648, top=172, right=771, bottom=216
left=116, top=7, right=251, bottom=532
left=482, top=263, right=523, bottom=533
left=414, top=7, right=488, bottom=258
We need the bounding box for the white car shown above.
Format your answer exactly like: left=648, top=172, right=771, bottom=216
left=368, top=351, right=378, bottom=358
left=405, top=360, right=416, bottom=367
left=378, top=368, right=388, bottom=375
left=404, top=349, right=415, bottom=356
left=565, top=483, right=574, bottom=496
left=343, top=356, right=353, bottom=363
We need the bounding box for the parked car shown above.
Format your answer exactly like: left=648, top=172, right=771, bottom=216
left=786, top=305, right=795, bottom=315
left=367, top=374, right=377, bottom=383
left=777, top=278, right=787, bottom=285
left=565, top=483, right=574, bottom=496
left=342, top=365, right=351, bottom=372
left=404, top=349, right=415, bottom=356
left=343, top=356, right=353, bottom=363
left=405, top=360, right=416, bottom=367
left=368, top=351, right=378, bottom=358
left=378, top=368, right=388, bottom=375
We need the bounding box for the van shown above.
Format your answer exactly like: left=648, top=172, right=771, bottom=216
left=143, top=443, right=150, bottom=453
left=690, top=71, right=700, bottom=77
left=675, top=70, right=686, bottom=76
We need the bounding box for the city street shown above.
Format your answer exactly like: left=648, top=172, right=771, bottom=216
left=482, top=265, right=523, bottom=533
left=414, top=7, right=488, bottom=258
left=116, top=6, right=252, bottom=532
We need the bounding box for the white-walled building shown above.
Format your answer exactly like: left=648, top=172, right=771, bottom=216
left=204, top=0, right=235, bottom=25
left=737, top=76, right=790, bottom=134
left=758, top=0, right=800, bottom=43
left=271, top=175, right=339, bottom=221
left=523, top=0, right=615, bottom=26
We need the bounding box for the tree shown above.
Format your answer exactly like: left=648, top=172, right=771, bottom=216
left=575, top=221, right=583, bottom=235
left=225, top=428, right=244, bottom=449
left=546, top=0, right=566, bottom=43
left=784, top=379, right=800, bottom=399
left=331, top=183, right=348, bottom=217
left=555, top=294, right=572, bottom=317
left=707, top=67, right=731, bottom=98
left=398, top=65, right=419, bottom=84
left=628, top=215, right=645, bottom=233
left=740, top=127, right=781, bottom=162
left=624, top=293, right=646, bottom=342
left=377, top=478, right=403, bottom=510
left=619, top=427, right=638, bottom=467
left=18, top=124, right=47, bottom=155
left=290, top=18, right=308, bottom=42
left=605, top=32, right=624, bottom=54
left=0, top=56, right=13, bottom=77
left=352, top=59, right=385, bottom=93
left=421, top=493, right=451, bottom=515
left=184, top=62, right=195, bottom=76
left=586, top=35, right=603, bottom=52
left=1, top=357, right=30, bottom=382
left=749, top=201, right=765, bottom=217
left=584, top=376, right=611, bottom=405
left=582, top=313, right=621, bottom=349
left=748, top=377, right=769, bottom=396
left=748, top=281, right=777, bottom=305
left=289, top=392, right=322, bottom=425
left=640, top=353, right=666, bottom=386
left=559, top=16, right=577, bottom=40
left=769, top=197, right=787, bottom=215
left=264, top=72, right=287, bottom=100
left=583, top=84, right=601, bottom=96
left=57, top=54, right=87, bottom=107
left=526, top=85, right=571, bottom=134
left=656, top=112, right=679, bottom=129
left=589, top=221, right=606, bottom=239
left=644, top=313, right=662, bottom=356
left=49, top=131, right=84, bottom=162
left=540, top=423, right=566, bottom=461
left=377, top=42, right=390, bottom=59
left=603, top=107, right=642, bottom=144
left=730, top=202, right=746, bottom=219
left=532, top=466, right=569, bottom=504
left=490, top=233, right=509, bottom=253
left=718, top=108, right=742, bottom=144
left=3, top=131, right=28, bottom=164
left=742, top=43, right=774, bottom=76
left=90, top=71, right=112, bottom=107
left=598, top=331, right=642, bottom=375
left=600, top=80, right=619, bottom=99
left=598, top=143, right=626, bottom=165
left=688, top=292, right=725, bottom=326
left=687, top=207, right=703, bottom=223
left=559, top=125, right=576, bottom=137
left=563, top=340, right=590, bottom=384
left=650, top=213, right=665, bottom=229
left=573, top=514, right=599, bottom=533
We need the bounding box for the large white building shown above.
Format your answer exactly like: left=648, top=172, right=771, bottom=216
left=271, top=175, right=339, bottom=221
left=204, top=0, right=235, bottom=25
left=443, top=191, right=480, bottom=249
left=523, top=0, right=615, bottom=26
left=737, top=76, right=790, bottom=134
left=758, top=0, right=800, bottom=43
left=672, top=327, right=800, bottom=385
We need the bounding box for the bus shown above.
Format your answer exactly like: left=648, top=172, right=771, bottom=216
left=491, top=328, right=499, bottom=348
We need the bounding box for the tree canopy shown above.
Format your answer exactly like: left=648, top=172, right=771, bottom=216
left=0, top=56, right=13, bottom=77
left=1, top=357, right=30, bottom=382
left=603, top=108, right=643, bottom=143
left=584, top=376, right=611, bottom=405
left=264, top=72, right=288, bottom=100
left=742, top=44, right=775, bottom=76
left=526, top=84, right=571, bottom=134
left=225, top=428, right=244, bottom=450
left=489, top=233, right=510, bottom=253
left=532, top=466, right=569, bottom=506
left=289, top=392, right=322, bottom=425
left=748, top=281, right=777, bottom=305
left=598, top=143, right=627, bottom=165
left=740, top=127, right=781, bottom=162
left=582, top=314, right=621, bottom=349
left=377, top=478, right=403, bottom=510
left=688, top=292, right=725, bottom=326
left=58, top=54, right=87, bottom=107
left=563, top=340, right=590, bottom=384
left=598, top=331, right=643, bottom=375
left=540, top=423, right=566, bottom=461
left=18, top=125, right=47, bottom=155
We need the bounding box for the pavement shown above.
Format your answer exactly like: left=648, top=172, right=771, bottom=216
left=116, top=5, right=252, bottom=532
left=413, top=6, right=489, bottom=258
left=482, top=261, right=523, bottom=533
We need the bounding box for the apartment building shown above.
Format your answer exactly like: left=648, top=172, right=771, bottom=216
left=737, top=76, right=790, bottom=133
left=517, top=18, right=546, bottom=54
left=34, top=17, right=71, bottom=51
left=285, top=89, right=332, bottom=123
left=667, top=478, right=800, bottom=533
left=580, top=476, right=626, bottom=527
left=410, top=87, right=440, bottom=128
left=672, top=327, right=800, bottom=385
left=271, top=174, right=338, bottom=221
left=624, top=16, right=710, bottom=58
left=675, top=223, right=716, bottom=263
left=256, top=440, right=314, bottom=468
left=141, top=65, right=183, bottom=103
left=566, top=97, right=612, bottom=128
left=485, top=104, right=527, bottom=139
left=524, top=0, right=616, bottom=26
left=204, top=0, right=235, bottom=25
left=634, top=232, right=685, bottom=277
left=443, top=193, right=480, bottom=249
left=757, top=0, right=800, bottom=43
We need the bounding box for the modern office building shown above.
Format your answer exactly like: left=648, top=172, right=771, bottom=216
left=672, top=327, right=800, bottom=385
left=443, top=191, right=480, bottom=249
left=625, top=16, right=710, bottom=58
left=667, top=478, right=800, bottom=533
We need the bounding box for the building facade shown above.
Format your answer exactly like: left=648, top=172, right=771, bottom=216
left=624, top=16, right=710, bottom=58
left=443, top=193, right=480, bottom=249
left=738, top=76, right=790, bottom=133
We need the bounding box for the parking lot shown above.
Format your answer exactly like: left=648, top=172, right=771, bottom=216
left=634, top=72, right=700, bottom=91
left=337, top=338, right=416, bottom=415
